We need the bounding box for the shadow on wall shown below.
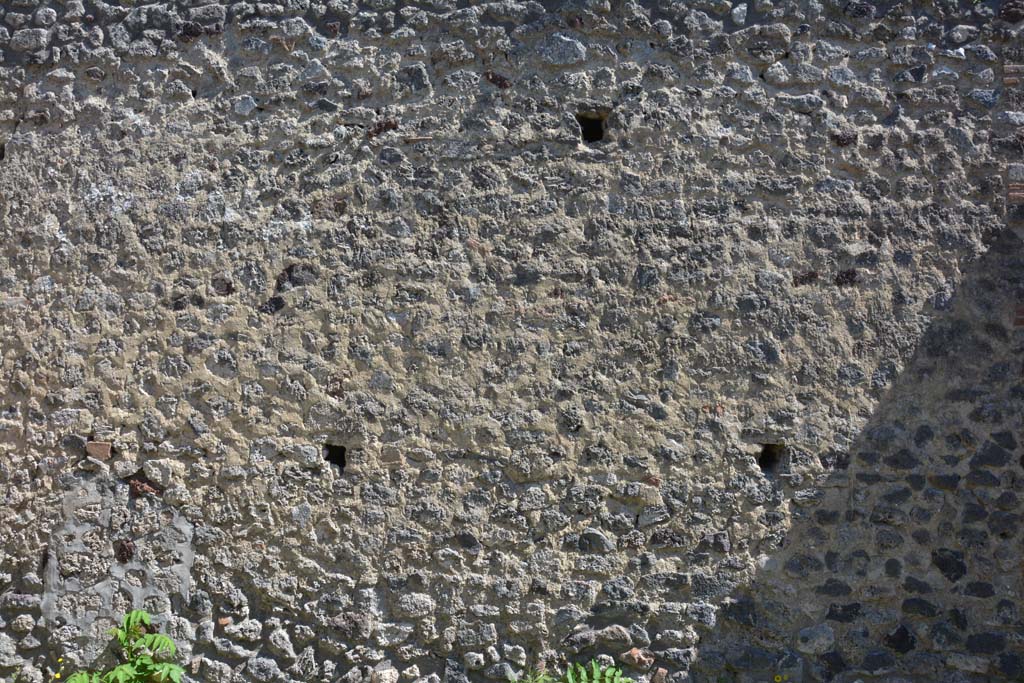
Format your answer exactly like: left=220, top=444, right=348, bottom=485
left=689, top=224, right=1024, bottom=683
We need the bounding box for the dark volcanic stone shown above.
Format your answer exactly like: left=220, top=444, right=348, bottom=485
left=688, top=311, right=722, bottom=334
left=578, top=528, right=615, bottom=553
left=913, top=425, right=934, bottom=445
left=989, top=512, right=1021, bottom=538
left=844, top=0, right=874, bottom=18
left=965, top=470, right=1000, bottom=487
left=815, top=509, right=840, bottom=524
left=861, top=649, right=894, bottom=673
left=970, top=441, right=1012, bottom=468
left=991, top=431, right=1017, bottom=450
left=275, top=263, right=318, bottom=291
left=816, top=579, right=852, bottom=596
left=902, top=598, right=939, bottom=617
left=211, top=275, right=234, bottom=295
left=1000, top=0, right=1024, bottom=23
left=831, top=130, right=858, bottom=146
left=722, top=596, right=757, bottom=626
left=928, top=474, right=960, bottom=490
left=931, top=622, right=964, bottom=648
left=883, top=624, right=916, bottom=653
left=962, top=503, right=988, bottom=524
left=884, top=448, right=920, bottom=469
left=932, top=548, right=967, bottom=582
left=997, top=653, right=1023, bottom=678
left=966, top=632, right=1007, bottom=655
left=258, top=296, right=286, bottom=314
left=329, top=611, right=373, bottom=640
left=785, top=553, right=825, bottom=578
left=834, top=269, right=858, bottom=286
left=964, top=582, right=995, bottom=598
left=827, top=602, right=860, bottom=622
left=903, top=576, right=932, bottom=594
left=454, top=531, right=481, bottom=553
left=820, top=650, right=847, bottom=679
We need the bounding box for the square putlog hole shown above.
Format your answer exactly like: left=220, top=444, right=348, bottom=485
left=757, top=443, right=787, bottom=478
left=323, top=443, right=347, bottom=473
left=575, top=111, right=608, bottom=144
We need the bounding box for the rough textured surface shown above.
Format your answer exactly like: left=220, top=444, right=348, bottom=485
left=0, top=1, right=1022, bottom=682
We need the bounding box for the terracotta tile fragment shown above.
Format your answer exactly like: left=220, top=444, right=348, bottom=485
left=620, top=647, right=655, bottom=669
left=85, top=441, right=112, bottom=460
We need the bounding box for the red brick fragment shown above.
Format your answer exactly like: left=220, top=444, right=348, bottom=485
left=125, top=472, right=163, bottom=498
left=86, top=441, right=112, bottom=460
left=484, top=70, right=512, bottom=89
left=620, top=648, right=655, bottom=669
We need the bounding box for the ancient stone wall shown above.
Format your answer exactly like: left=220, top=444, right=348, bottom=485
left=0, top=1, right=1022, bottom=681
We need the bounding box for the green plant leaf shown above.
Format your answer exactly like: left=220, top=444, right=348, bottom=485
left=133, top=654, right=155, bottom=672
left=103, top=663, right=137, bottom=683
left=67, top=672, right=92, bottom=683
left=152, top=662, right=185, bottom=683
left=109, top=627, right=128, bottom=649
left=137, top=633, right=177, bottom=658
left=124, top=610, right=146, bottom=631
left=520, top=670, right=553, bottom=683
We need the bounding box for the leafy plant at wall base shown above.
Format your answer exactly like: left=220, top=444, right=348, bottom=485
left=564, top=661, right=633, bottom=683
left=509, top=660, right=631, bottom=683
left=510, top=670, right=554, bottom=683
left=66, top=610, right=184, bottom=683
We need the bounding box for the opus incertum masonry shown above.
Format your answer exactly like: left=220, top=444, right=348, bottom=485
left=1, top=1, right=1023, bottom=682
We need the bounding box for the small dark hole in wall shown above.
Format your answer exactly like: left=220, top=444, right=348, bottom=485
left=0, top=143, right=5, bottom=161
left=575, top=112, right=607, bottom=143
left=324, top=444, right=347, bottom=473
left=758, top=443, right=786, bottom=477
